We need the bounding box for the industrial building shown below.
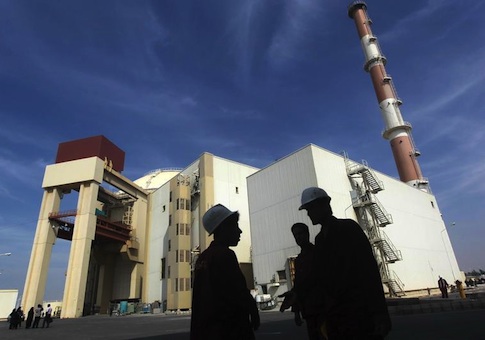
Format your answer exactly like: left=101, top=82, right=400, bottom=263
left=248, top=144, right=460, bottom=297
left=21, top=136, right=258, bottom=317
left=21, top=1, right=462, bottom=318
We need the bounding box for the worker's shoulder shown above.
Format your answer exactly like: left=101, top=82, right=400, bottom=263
left=333, top=217, right=361, bottom=229
left=333, top=217, right=366, bottom=238
left=199, top=243, right=236, bottom=263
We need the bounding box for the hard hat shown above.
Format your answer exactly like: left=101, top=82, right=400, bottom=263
left=299, top=187, right=330, bottom=210
left=202, top=204, right=238, bottom=235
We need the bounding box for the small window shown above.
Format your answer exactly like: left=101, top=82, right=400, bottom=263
left=277, top=270, right=287, bottom=281
left=175, top=278, right=179, bottom=292
left=431, top=201, right=435, bottom=208
left=176, top=223, right=179, bottom=235
left=180, top=250, right=185, bottom=262
left=169, top=214, right=172, bottom=226
left=180, top=278, right=185, bottom=292
left=168, top=239, right=171, bottom=251
left=186, top=277, right=191, bottom=290
left=168, top=266, right=171, bottom=278
left=186, top=200, right=191, bottom=210
left=186, top=224, right=190, bottom=235
left=169, top=191, right=172, bottom=202
left=236, top=186, right=239, bottom=194
left=161, top=258, right=166, bottom=279
left=162, top=205, right=166, bottom=212
left=180, top=223, right=184, bottom=235
left=176, top=250, right=178, bottom=263
left=186, top=250, right=191, bottom=263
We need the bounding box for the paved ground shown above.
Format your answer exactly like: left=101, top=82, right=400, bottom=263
left=2, top=285, right=484, bottom=339
left=2, top=308, right=485, bottom=340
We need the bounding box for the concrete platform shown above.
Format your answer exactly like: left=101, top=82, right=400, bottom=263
left=387, top=285, right=485, bottom=315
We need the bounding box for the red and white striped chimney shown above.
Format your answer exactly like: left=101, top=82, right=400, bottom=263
left=348, top=1, right=429, bottom=191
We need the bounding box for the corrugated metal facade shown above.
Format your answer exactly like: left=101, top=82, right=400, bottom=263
left=248, top=144, right=460, bottom=292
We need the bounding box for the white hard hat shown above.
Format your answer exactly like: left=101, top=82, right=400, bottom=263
left=202, top=204, right=238, bottom=235
left=299, top=187, right=330, bottom=210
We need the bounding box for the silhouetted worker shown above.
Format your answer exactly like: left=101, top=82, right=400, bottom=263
left=190, top=204, right=260, bottom=340
left=298, top=187, right=391, bottom=339
left=280, top=223, right=322, bottom=340
left=438, top=276, right=449, bottom=298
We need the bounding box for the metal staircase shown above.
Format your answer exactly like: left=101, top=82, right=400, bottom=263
left=343, top=152, right=405, bottom=297
left=353, top=191, right=393, bottom=227
left=383, top=271, right=406, bottom=297
left=347, top=160, right=384, bottom=194
left=373, top=232, right=402, bottom=264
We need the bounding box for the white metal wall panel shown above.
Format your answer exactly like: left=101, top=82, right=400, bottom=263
left=213, top=156, right=259, bottom=263
left=373, top=174, right=461, bottom=289
left=248, top=145, right=322, bottom=284
left=145, top=184, right=171, bottom=303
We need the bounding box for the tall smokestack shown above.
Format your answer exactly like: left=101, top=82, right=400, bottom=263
left=347, top=1, right=429, bottom=192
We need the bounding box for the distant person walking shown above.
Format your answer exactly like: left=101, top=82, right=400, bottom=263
left=42, top=303, right=53, bottom=328
left=298, top=187, right=391, bottom=339
left=438, top=276, right=449, bottom=298
left=455, top=280, right=466, bottom=299
left=16, top=306, right=24, bottom=328
left=8, top=308, right=21, bottom=329
left=280, top=223, right=322, bottom=340
left=25, top=307, right=34, bottom=329
left=190, top=204, right=260, bottom=340
left=32, top=304, right=43, bottom=328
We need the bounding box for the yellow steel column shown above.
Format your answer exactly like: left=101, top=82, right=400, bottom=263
left=22, top=188, right=61, bottom=310
left=61, top=181, right=99, bottom=318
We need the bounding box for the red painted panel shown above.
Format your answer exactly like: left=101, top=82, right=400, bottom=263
left=55, top=135, right=125, bottom=172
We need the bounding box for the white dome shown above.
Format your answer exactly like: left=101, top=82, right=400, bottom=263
left=134, top=168, right=181, bottom=190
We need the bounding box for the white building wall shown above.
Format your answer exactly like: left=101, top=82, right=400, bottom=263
left=145, top=184, right=171, bottom=304
left=248, top=144, right=461, bottom=292
left=248, top=145, right=322, bottom=285
left=373, top=174, right=460, bottom=289
left=0, top=290, right=18, bottom=320
left=213, top=156, right=259, bottom=263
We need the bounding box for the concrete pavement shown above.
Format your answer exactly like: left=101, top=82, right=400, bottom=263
left=1, top=285, right=484, bottom=339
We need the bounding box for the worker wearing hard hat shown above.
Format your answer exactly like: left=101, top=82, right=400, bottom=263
left=298, top=187, right=392, bottom=339
left=190, top=204, right=260, bottom=340
left=279, top=223, right=321, bottom=340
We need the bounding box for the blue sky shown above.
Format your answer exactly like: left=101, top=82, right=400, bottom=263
left=0, top=0, right=484, bottom=301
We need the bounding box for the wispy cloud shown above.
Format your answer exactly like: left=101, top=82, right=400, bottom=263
left=0, top=156, right=44, bottom=190
left=379, top=0, right=450, bottom=42
left=266, top=0, right=324, bottom=70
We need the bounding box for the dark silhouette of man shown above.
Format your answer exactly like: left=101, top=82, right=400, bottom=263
left=280, top=223, right=322, bottom=340
left=190, top=204, right=260, bottom=340
left=298, top=187, right=391, bottom=339
left=438, top=276, right=449, bottom=298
